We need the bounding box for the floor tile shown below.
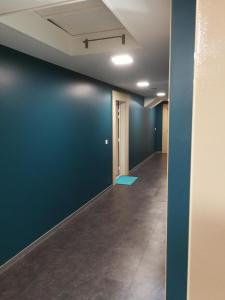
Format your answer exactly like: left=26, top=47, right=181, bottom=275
left=0, top=154, right=167, bottom=300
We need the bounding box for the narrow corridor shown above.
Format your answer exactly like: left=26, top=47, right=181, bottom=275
left=0, top=153, right=167, bottom=300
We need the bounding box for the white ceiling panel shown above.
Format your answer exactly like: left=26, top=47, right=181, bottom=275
left=44, top=5, right=124, bottom=35
left=37, top=0, right=102, bottom=17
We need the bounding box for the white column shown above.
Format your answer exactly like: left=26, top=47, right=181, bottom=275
left=188, top=0, right=225, bottom=299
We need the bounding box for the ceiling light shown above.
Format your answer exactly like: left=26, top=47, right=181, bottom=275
left=111, top=54, right=133, bottom=66
left=137, top=81, right=150, bottom=88
left=156, top=92, right=166, bottom=97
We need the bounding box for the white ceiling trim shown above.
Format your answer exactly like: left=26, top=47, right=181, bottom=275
left=144, top=97, right=167, bottom=108
left=0, top=11, right=72, bottom=54
left=36, top=0, right=104, bottom=18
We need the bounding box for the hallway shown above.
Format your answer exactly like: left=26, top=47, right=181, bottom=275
left=0, top=153, right=167, bottom=300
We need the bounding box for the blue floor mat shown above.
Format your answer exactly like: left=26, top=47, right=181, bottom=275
left=116, top=176, right=138, bottom=186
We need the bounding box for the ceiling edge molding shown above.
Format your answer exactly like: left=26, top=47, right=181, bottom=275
left=144, top=97, right=165, bottom=109
left=0, top=11, right=72, bottom=54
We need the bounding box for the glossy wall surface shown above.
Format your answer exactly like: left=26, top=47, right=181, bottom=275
left=155, top=104, right=163, bottom=152
left=0, top=45, right=159, bottom=265
left=0, top=45, right=113, bottom=265
left=129, top=96, right=156, bottom=170
left=167, top=0, right=196, bottom=299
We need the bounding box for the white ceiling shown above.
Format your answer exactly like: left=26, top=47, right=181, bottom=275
left=0, top=0, right=72, bottom=15
left=0, top=0, right=170, bottom=97
left=37, top=0, right=124, bottom=36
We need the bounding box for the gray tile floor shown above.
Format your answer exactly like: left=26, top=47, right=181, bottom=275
left=0, top=153, right=167, bottom=300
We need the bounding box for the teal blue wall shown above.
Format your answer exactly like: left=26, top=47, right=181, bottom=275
left=0, top=46, right=113, bottom=265
left=0, top=45, right=159, bottom=265
left=155, top=104, right=163, bottom=152
left=129, top=96, right=156, bottom=170
left=167, top=0, right=196, bottom=299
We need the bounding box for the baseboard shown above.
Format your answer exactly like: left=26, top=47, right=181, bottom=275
left=0, top=184, right=113, bottom=275
left=129, top=151, right=159, bottom=174
left=0, top=152, right=162, bottom=274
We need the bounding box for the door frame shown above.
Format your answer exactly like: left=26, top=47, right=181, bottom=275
left=162, top=102, right=169, bottom=154
left=112, top=90, right=129, bottom=184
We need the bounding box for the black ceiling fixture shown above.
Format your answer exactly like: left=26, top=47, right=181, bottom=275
left=83, top=34, right=126, bottom=49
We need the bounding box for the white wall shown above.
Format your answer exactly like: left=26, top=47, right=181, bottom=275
left=188, top=0, right=225, bottom=299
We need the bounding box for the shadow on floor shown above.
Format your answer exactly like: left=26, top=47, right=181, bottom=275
left=0, top=153, right=167, bottom=300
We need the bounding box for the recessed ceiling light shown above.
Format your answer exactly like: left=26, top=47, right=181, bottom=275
left=137, top=81, right=150, bottom=88
left=156, top=92, right=166, bottom=97
left=111, top=54, right=133, bottom=66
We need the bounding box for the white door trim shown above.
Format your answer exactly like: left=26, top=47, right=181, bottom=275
left=112, top=90, right=129, bottom=184
left=162, top=103, right=169, bottom=154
